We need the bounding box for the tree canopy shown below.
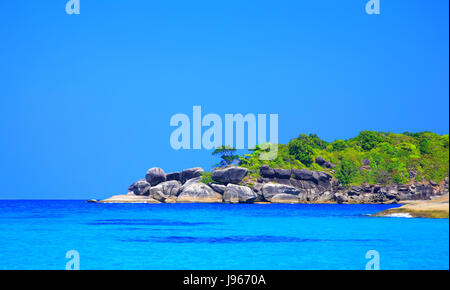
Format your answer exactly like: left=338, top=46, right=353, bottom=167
left=236, top=131, right=449, bottom=187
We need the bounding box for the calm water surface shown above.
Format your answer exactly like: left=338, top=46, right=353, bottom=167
left=0, top=200, right=448, bottom=269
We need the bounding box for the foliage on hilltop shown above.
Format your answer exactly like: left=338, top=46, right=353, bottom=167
left=236, top=131, right=449, bottom=187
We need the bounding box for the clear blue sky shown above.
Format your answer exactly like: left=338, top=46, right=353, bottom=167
left=0, top=1, right=448, bottom=199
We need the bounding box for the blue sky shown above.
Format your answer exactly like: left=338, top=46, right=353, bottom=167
left=0, top=1, right=448, bottom=199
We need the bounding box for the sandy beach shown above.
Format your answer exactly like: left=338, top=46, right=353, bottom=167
left=373, top=194, right=449, bottom=218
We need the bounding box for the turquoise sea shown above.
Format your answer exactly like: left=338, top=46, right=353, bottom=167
left=0, top=200, right=448, bottom=270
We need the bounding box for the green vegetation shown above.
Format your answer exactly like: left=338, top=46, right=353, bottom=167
left=335, top=158, right=358, bottom=187
left=200, top=171, right=214, bottom=185
left=236, top=131, right=449, bottom=187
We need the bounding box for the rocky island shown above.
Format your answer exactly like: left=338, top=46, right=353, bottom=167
left=96, top=131, right=450, bottom=212
left=98, top=164, right=449, bottom=205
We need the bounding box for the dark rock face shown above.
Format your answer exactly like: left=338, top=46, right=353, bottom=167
left=145, top=167, right=166, bottom=186
left=254, top=163, right=447, bottom=203
left=313, top=171, right=332, bottom=188
left=259, top=165, right=276, bottom=178
left=292, top=169, right=315, bottom=181
left=274, top=168, right=292, bottom=179
left=212, top=167, right=248, bottom=184
left=315, top=156, right=325, bottom=165
left=209, top=183, right=226, bottom=194
left=430, top=180, right=438, bottom=187
left=180, top=167, right=204, bottom=184
left=166, top=172, right=181, bottom=181
left=414, top=184, right=435, bottom=200
left=128, top=179, right=151, bottom=196
left=261, top=177, right=291, bottom=185
left=316, top=157, right=335, bottom=168
left=324, top=161, right=335, bottom=169
left=223, top=184, right=257, bottom=203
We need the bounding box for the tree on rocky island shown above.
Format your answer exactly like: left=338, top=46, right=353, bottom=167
left=288, top=137, right=314, bottom=166
left=212, top=146, right=240, bottom=167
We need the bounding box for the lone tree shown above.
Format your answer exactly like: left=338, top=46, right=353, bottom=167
left=213, top=146, right=239, bottom=167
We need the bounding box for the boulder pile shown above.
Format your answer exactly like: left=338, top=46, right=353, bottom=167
left=100, top=165, right=449, bottom=204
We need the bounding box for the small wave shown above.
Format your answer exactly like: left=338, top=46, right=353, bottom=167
left=385, top=213, right=413, bottom=218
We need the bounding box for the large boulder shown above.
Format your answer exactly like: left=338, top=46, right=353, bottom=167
left=145, top=167, right=166, bottom=186
left=429, top=180, right=438, bottom=187
left=292, top=169, right=315, bottom=181
left=209, top=183, right=227, bottom=194
left=148, top=180, right=182, bottom=202
left=128, top=179, right=151, bottom=195
left=180, top=167, right=204, bottom=184
left=312, top=171, right=333, bottom=191
left=259, top=165, right=275, bottom=178
left=166, top=172, right=181, bottom=181
left=315, top=156, right=325, bottom=165
left=177, top=182, right=222, bottom=203
left=262, top=183, right=300, bottom=201
left=180, top=176, right=202, bottom=191
left=223, top=184, right=257, bottom=203
left=324, top=161, right=335, bottom=169
left=313, top=171, right=332, bottom=183
left=274, top=168, right=292, bottom=179
left=211, top=167, right=248, bottom=184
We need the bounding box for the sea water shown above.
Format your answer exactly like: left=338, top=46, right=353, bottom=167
left=0, top=200, right=448, bottom=270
